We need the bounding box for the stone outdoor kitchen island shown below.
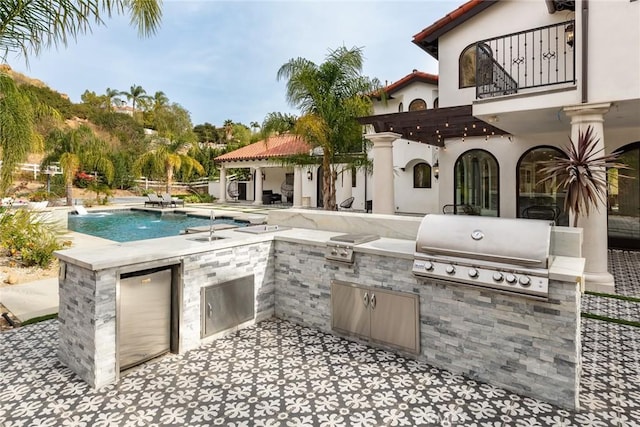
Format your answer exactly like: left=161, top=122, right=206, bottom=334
left=55, top=209, right=585, bottom=409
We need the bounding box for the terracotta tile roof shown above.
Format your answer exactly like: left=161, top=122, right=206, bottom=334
left=215, top=133, right=311, bottom=162
left=412, top=0, right=497, bottom=58
left=383, top=70, right=438, bottom=96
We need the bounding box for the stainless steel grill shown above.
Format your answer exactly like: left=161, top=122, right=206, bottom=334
left=326, top=233, right=380, bottom=263
left=412, top=214, right=552, bottom=299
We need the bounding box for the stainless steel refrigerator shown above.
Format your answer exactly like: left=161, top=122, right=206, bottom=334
left=119, top=267, right=172, bottom=370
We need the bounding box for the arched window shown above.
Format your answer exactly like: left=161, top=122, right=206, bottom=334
left=433, top=97, right=439, bottom=109
left=459, top=43, right=493, bottom=88
left=408, top=99, right=427, bottom=111
left=398, top=102, right=404, bottom=112
left=454, top=150, right=499, bottom=216
left=459, top=45, right=477, bottom=88
left=413, top=163, right=432, bottom=188
left=516, top=146, right=568, bottom=225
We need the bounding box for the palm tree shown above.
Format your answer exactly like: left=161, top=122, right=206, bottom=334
left=104, top=87, right=121, bottom=111
left=120, top=84, right=150, bottom=115
left=42, top=126, right=114, bottom=205
left=0, top=73, right=37, bottom=195
left=539, top=126, right=626, bottom=227
left=260, top=112, right=297, bottom=137
left=277, top=46, right=381, bottom=210
left=223, top=119, right=234, bottom=141
left=0, top=0, right=162, bottom=194
left=134, top=139, right=205, bottom=195
left=151, top=91, right=169, bottom=112
left=0, top=0, right=162, bottom=61
left=250, top=121, right=260, bottom=134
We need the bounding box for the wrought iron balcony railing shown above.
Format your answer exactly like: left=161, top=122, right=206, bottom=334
left=476, top=20, right=576, bottom=99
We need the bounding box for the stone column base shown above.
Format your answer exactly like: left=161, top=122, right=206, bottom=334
left=584, top=271, right=615, bottom=294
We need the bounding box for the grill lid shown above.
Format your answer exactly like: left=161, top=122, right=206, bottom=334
left=415, top=214, right=552, bottom=269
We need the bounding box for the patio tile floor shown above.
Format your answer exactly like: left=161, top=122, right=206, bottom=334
left=1, top=249, right=639, bottom=426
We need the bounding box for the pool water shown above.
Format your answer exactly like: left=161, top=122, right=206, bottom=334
left=68, top=210, right=247, bottom=242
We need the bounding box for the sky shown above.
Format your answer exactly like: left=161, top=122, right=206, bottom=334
left=8, top=1, right=465, bottom=127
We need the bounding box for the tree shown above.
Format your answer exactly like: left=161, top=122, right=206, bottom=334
left=261, top=112, right=298, bottom=137
left=120, top=84, right=150, bottom=115
left=0, top=74, right=36, bottom=195
left=539, top=126, right=626, bottom=227
left=277, top=46, right=380, bottom=210
left=250, top=121, right=260, bottom=134
left=104, top=87, right=122, bottom=111
left=193, top=122, right=221, bottom=145
left=0, top=0, right=162, bottom=194
left=134, top=139, right=205, bottom=195
left=0, top=0, right=162, bottom=61
left=42, top=125, right=114, bottom=205
left=223, top=119, right=234, bottom=141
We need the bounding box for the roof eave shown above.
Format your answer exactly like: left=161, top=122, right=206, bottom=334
left=412, top=0, right=499, bottom=59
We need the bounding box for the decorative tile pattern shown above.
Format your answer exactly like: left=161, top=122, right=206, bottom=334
left=609, top=249, right=640, bottom=297
left=2, top=317, right=640, bottom=426
left=582, top=293, right=640, bottom=323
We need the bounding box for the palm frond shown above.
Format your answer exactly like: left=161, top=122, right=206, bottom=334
left=538, top=125, right=628, bottom=226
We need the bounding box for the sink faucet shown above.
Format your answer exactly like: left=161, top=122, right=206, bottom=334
left=209, top=210, right=215, bottom=242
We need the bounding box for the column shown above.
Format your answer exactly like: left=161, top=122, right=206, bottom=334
left=293, top=166, right=303, bottom=208
left=563, top=102, right=614, bottom=292
left=366, top=132, right=400, bottom=215
left=342, top=165, right=353, bottom=201
left=254, top=167, right=263, bottom=205
left=218, top=166, right=226, bottom=203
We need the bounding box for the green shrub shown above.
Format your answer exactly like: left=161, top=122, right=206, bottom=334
left=0, top=209, right=67, bottom=268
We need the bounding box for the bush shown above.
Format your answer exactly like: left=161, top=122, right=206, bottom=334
left=74, top=171, right=95, bottom=188
left=0, top=209, right=68, bottom=268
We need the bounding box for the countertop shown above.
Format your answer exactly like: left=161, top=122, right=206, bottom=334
left=55, top=227, right=585, bottom=284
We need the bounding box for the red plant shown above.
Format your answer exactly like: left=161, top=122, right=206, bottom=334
left=539, top=126, right=626, bottom=227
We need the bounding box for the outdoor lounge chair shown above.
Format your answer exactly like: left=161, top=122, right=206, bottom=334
left=161, top=193, right=184, bottom=208
left=338, top=196, right=355, bottom=210
left=145, top=193, right=164, bottom=207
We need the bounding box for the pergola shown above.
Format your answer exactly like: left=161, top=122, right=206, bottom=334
left=357, top=105, right=509, bottom=147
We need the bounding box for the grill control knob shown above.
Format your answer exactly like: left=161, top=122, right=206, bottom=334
left=468, top=268, right=479, bottom=278
left=445, top=265, right=456, bottom=275
left=424, top=261, right=434, bottom=271
left=493, top=272, right=504, bottom=282
left=519, top=276, right=531, bottom=287
left=331, top=249, right=338, bottom=255
left=505, top=273, right=517, bottom=284
left=340, top=250, right=348, bottom=257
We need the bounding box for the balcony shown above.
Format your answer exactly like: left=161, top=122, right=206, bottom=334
left=474, top=21, right=576, bottom=99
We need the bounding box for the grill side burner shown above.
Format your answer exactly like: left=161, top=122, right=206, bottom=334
left=412, top=215, right=552, bottom=299
left=326, top=233, right=380, bottom=263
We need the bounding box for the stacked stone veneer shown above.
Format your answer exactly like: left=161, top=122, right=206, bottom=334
left=274, top=241, right=581, bottom=409
left=58, top=242, right=274, bottom=388
left=181, top=241, right=275, bottom=351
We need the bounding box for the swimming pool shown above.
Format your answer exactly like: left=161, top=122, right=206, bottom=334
left=68, top=209, right=247, bottom=242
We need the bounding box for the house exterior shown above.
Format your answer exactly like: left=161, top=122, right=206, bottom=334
left=214, top=134, right=314, bottom=206
left=360, top=0, right=640, bottom=292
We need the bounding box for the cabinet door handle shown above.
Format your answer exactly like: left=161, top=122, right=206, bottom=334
left=371, top=293, right=376, bottom=310
left=207, top=303, right=213, bottom=318
left=363, top=292, right=369, bottom=308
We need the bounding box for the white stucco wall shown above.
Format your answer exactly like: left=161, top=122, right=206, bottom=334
left=437, top=0, right=581, bottom=110
left=588, top=0, right=640, bottom=104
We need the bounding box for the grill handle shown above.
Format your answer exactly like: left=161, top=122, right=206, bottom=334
left=419, top=246, right=544, bottom=266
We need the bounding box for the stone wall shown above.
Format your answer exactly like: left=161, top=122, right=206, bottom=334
left=181, top=241, right=275, bottom=351
left=58, top=263, right=117, bottom=388
left=58, top=241, right=275, bottom=387
left=274, top=240, right=581, bottom=409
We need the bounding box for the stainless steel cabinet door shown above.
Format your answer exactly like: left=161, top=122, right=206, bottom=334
left=369, top=289, right=419, bottom=353
left=331, top=281, right=370, bottom=338
left=119, top=268, right=171, bottom=370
